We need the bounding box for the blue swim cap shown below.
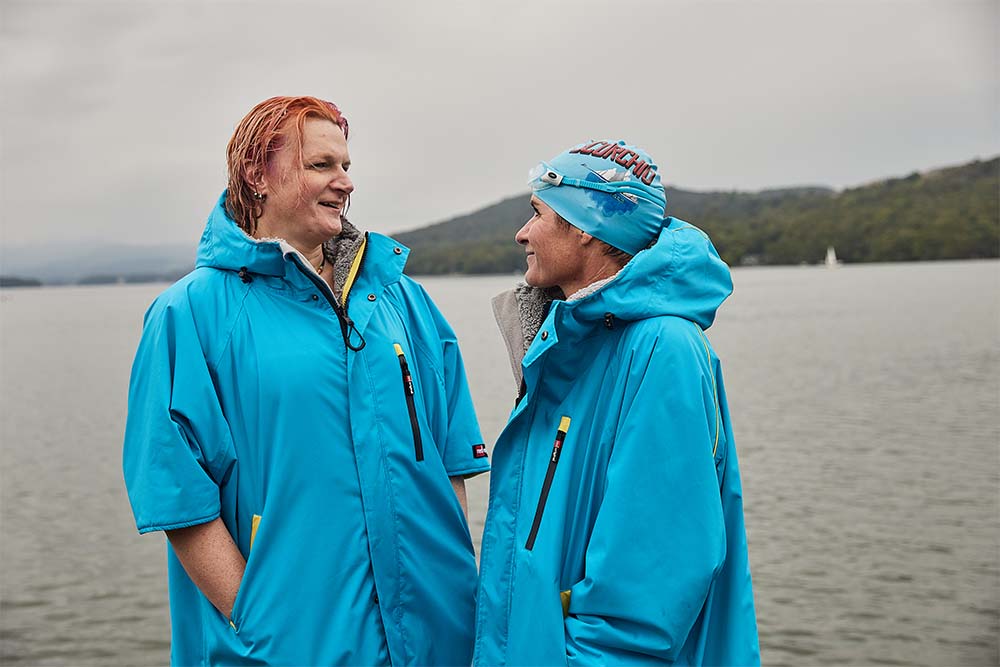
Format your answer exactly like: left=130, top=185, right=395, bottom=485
left=529, top=140, right=667, bottom=255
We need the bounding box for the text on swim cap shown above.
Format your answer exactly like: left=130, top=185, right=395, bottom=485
left=570, top=141, right=658, bottom=186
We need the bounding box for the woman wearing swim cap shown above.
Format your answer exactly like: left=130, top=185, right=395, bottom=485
left=123, top=96, right=489, bottom=665
left=476, top=139, right=760, bottom=665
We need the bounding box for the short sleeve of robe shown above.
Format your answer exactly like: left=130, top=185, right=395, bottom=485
left=122, top=292, right=236, bottom=534
left=403, top=279, right=490, bottom=478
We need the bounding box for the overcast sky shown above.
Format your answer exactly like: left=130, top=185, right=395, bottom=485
left=1, top=0, right=997, bottom=247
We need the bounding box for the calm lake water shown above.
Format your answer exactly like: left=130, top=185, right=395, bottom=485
left=1, top=261, right=998, bottom=666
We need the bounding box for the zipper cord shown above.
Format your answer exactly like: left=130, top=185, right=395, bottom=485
left=338, top=233, right=370, bottom=351
left=341, top=314, right=367, bottom=351
left=291, top=255, right=367, bottom=351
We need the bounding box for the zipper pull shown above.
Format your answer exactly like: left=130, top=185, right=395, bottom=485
left=551, top=416, right=571, bottom=464
left=344, top=315, right=366, bottom=351
left=394, top=344, right=414, bottom=395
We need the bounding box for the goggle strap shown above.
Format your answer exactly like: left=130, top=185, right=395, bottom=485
left=558, top=176, right=666, bottom=207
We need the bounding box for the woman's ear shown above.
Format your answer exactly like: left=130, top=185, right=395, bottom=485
left=246, top=162, right=267, bottom=197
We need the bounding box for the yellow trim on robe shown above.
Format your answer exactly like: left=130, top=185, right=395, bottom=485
left=697, top=326, right=721, bottom=457
left=342, top=236, right=368, bottom=306
left=250, top=514, right=262, bottom=551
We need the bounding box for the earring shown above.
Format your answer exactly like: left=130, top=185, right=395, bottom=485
left=253, top=191, right=265, bottom=200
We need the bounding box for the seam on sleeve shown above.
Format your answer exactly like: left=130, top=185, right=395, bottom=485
left=445, top=461, right=491, bottom=477
left=210, top=281, right=253, bottom=372
left=137, top=510, right=221, bottom=535
left=411, top=334, right=446, bottom=387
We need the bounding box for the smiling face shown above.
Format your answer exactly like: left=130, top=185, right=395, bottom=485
left=515, top=195, right=587, bottom=292
left=254, top=116, right=353, bottom=246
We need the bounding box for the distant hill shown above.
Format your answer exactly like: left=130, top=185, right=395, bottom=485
left=3, top=157, right=995, bottom=284
left=0, top=276, right=43, bottom=288
left=395, top=157, right=998, bottom=274
left=0, top=243, right=195, bottom=285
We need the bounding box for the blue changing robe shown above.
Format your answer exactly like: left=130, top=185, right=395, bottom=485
left=123, top=193, right=489, bottom=666
left=474, top=219, right=760, bottom=665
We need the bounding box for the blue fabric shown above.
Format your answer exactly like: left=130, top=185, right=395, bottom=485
left=123, top=193, right=489, bottom=666
left=533, top=141, right=667, bottom=255
left=474, top=219, right=760, bottom=665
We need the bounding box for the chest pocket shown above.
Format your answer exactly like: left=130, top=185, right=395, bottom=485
left=393, top=343, right=424, bottom=462
left=525, top=416, right=572, bottom=551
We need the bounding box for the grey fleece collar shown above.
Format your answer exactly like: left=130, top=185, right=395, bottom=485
left=491, top=284, right=561, bottom=389
left=323, top=218, right=366, bottom=300
left=491, top=272, right=623, bottom=390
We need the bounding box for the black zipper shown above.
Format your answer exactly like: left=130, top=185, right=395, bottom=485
left=338, top=234, right=370, bottom=351
left=394, top=344, right=424, bottom=461
left=290, top=236, right=367, bottom=351
left=525, top=416, right=571, bottom=551
left=514, top=377, right=528, bottom=408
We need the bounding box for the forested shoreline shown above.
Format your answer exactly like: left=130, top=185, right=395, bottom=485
left=396, top=157, right=998, bottom=274
left=2, top=156, right=996, bottom=286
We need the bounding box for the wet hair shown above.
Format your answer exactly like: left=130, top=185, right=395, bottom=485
left=225, top=96, right=349, bottom=235
left=554, top=215, right=633, bottom=267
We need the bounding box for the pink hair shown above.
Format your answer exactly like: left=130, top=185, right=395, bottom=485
left=225, top=96, right=349, bottom=234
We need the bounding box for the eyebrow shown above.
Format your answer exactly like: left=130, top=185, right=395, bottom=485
left=305, top=151, right=349, bottom=164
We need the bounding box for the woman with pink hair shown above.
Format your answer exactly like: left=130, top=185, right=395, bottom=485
left=123, top=96, right=488, bottom=665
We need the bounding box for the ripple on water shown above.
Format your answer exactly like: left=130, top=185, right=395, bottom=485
left=865, top=657, right=913, bottom=666
left=0, top=599, right=48, bottom=610
left=42, top=611, right=77, bottom=622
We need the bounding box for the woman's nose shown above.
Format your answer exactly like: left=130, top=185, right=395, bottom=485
left=334, top=172, right=354, bottom=194
left=515, top=220, right=531, bottom=245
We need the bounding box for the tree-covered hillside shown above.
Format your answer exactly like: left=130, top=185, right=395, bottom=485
left=395, top=157, right=998, bottom=274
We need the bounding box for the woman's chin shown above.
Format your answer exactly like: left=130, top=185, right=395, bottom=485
left=311, top=214, right=343, bottom=240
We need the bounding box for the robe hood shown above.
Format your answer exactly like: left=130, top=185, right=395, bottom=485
left=195, top=191, right=371, bottom=294
left=493, top=217, right=733, bottom=384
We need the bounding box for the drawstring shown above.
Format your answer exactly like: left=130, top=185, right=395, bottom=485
left=604, top=313, right=615, bottom=329
left=238, top=267, right=253, bottom=284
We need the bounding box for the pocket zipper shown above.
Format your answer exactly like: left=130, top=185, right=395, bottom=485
left=394, top=344, right=424, bottom=461
left=525, top=416, right=571, bottom=551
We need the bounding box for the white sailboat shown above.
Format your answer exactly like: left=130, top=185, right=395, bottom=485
left=825, top=245, right=842, bottom=268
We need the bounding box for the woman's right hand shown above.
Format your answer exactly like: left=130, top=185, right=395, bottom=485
left=167, top=517, right=246, bottom=619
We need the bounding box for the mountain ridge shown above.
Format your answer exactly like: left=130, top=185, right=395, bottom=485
left=394, top=156, right=998, bottom=274
left=2, top=156, right=995, bottom=284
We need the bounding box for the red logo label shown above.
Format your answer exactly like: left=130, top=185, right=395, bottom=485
left=570, top=141, right=658, bottom=185
left=473, top=444, right=488, bottom=459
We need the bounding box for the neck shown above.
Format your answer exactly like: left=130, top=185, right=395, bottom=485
left=299, top=245, right=326, bottom=273
left=559, top=259, right=623, bottom=300
left=254, top=219, right=325, bottom=271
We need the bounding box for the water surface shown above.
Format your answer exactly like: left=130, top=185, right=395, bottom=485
left=1, top=261, right=997, bottom=665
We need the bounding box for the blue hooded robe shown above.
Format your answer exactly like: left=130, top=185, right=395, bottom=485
left=123, top=194, right=489, bottom=665
left=474, top=218, right=760, bottom=665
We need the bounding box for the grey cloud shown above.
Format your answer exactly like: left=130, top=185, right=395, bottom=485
left=1, top=0, right=996, bottom=248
